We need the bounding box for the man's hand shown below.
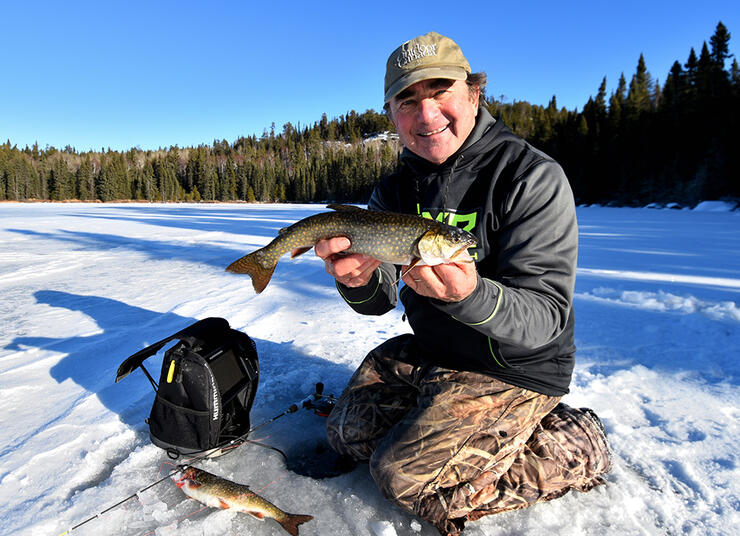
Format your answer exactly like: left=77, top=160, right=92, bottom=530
left=402, top=261, right=477, bottom=302
left=314, top=237, right=382, bottom=288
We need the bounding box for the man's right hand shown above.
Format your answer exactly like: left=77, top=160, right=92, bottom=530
left=314, top=237, right=382, bottom=288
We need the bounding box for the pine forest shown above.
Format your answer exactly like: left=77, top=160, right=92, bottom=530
left=2, top=22, right=738, bottom=207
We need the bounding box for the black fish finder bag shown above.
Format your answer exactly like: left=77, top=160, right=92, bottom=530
left=116, top=318, right=259, bottom=456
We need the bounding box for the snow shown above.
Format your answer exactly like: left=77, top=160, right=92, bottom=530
left=693, top=201, right=738, bottom=212
left=1, top=202, right=738, bottom=536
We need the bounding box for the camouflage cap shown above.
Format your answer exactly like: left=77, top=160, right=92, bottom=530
left=384, top=31, right=471, bottom=103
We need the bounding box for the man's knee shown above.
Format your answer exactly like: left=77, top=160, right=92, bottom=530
left=369, top=449, right=408, bottom=506
left=368, top=440, right=431, bottom=511
left=326, top=401, right=376, bottom=461
left=325, top=406, right=347, bottom=454
left=539, top=404, right=612, bottom=482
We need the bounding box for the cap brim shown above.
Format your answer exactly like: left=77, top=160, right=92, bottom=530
left=384, top=66, right=469, bottom=103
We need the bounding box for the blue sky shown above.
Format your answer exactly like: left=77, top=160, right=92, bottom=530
left=1, top=1, right=738, bottom=152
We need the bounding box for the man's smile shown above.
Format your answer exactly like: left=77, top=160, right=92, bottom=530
left=419, top=125, right=449, bottom=137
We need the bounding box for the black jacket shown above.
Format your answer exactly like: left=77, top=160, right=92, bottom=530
left=337, top=108, right=578, bottom=396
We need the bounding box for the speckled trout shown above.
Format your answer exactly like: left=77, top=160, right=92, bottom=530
left=226, top=204, right=477, bottom=293
left=173, top=465, right=313, bottom=536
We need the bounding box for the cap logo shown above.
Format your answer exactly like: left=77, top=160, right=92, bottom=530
left=396, top=43, right=437, bottom=68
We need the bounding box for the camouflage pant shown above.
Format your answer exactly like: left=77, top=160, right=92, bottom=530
left=326, top=335, right=611, bottom=535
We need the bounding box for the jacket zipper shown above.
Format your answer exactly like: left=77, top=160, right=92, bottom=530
left=414, top=154, right=465, bottom=223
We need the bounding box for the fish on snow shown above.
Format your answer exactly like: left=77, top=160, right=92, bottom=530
left=173, top=465, right=313, bottom=536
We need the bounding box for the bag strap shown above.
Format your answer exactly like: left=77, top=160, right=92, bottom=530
left=115, top=317, right=231, bottom=383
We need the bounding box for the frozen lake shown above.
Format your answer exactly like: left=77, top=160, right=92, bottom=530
left=1, top=202, right=738, bottom=535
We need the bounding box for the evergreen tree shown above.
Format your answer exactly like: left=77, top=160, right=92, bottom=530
left=75, top=155, right=95, bottom=200
left=609, top=73, right=627, bottom=126
left=685, top=48, right=699, bottom=100
left=95, top=156, right=115, bottom=201
left=626, top=54, right=652, bottom=119
left=662, top=61, right=685, bottom=110
left=140, top=160, right=156, bottom=201
left=696, top=42, right=714, bottom=97
left=710, top=21, right=732, bottom=68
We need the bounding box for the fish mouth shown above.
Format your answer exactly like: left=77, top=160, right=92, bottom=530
left=173, top=465, right=193, bottom=488
left=450, top=247, right=474, bottom=262
left=418, top=125, right=448, bottom=137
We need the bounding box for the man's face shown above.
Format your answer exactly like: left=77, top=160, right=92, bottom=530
left=388, top=78, right=479, bottom=165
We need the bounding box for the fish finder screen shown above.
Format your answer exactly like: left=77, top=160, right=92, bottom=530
left=208, top=349, right=244, bottom=394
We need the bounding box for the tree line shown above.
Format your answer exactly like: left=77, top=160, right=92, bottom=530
left=0, top=109, right=398, bottom=204
left=489, top=21, right=739, bottom=206
left=1, top=22, right=737, bottom=207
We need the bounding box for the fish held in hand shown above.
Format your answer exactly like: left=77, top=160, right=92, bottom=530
left=173, top=465, right=313, bottom=536
left=226, top=204, right=477, bottom=293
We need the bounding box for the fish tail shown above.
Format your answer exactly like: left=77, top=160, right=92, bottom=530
left=225, top=250, right=276, bottom=294
left=278, top=513, right=313, bottom=536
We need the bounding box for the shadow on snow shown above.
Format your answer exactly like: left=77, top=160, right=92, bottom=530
left=6, top=227, right=259, bottom=271
left=63, top=204, right=329, bottom=237
left=3, top=290, right=356, bottom=433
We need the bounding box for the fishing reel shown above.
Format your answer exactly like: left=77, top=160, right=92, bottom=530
left=301, top=382, right=337, bottom=418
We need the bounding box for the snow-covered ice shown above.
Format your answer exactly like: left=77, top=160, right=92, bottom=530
left=0, top=202, right=738, bottom=535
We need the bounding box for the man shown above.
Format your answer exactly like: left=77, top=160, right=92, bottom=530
left=315, top=32, right=611, bottom=535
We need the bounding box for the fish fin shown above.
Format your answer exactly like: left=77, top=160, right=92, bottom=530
left=290, top=246, right=312, bottom=258
left=225, top=251, right=277, bottom=294
left=248, top=511, right=265, bottom=519
left=278, top=514, right=314, bottom=536
left=218, top=499, right=230, bottom=509
left=326, top=203, right=363, bottom=212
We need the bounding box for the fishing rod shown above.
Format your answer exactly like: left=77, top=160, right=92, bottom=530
left=57, top=383, right=337, bottom=535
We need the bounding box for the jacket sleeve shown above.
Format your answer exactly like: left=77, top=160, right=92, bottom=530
left=336, top=262, right=399, bottom=315
left=434, top=160, right=578, bottom=349
left=335, top=183, right=401, bottom=316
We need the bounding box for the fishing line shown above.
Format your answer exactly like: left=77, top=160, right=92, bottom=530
left=244, top=439, right=288, bottom=462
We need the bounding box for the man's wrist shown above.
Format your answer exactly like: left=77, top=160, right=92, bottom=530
left=337, top=269, right=381, bottom=304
